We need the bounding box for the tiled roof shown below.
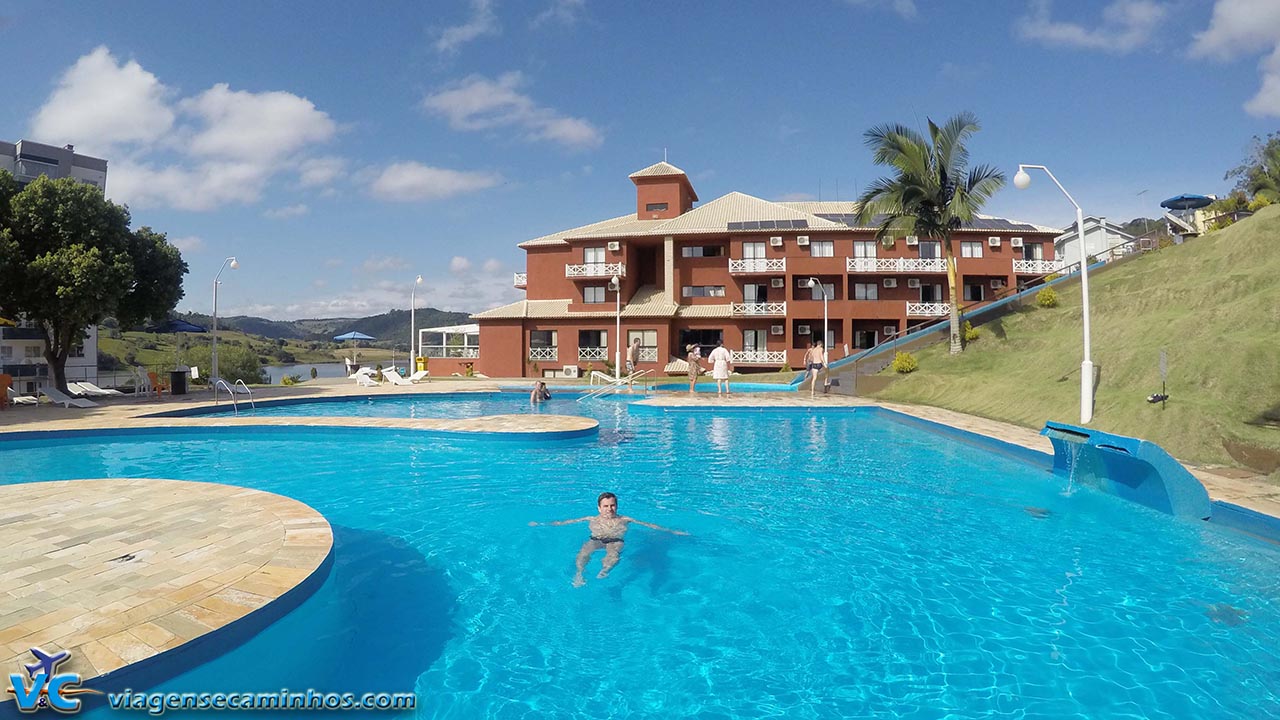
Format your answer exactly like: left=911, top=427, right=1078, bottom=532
left=675, top=304, right=733, bottom=318
left=629, top=161, right=688, bottom=179
left=774, top=201, right=860, bottom=215
left=519, top=214, right=653, bottom=248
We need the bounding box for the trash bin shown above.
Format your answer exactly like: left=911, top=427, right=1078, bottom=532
left=169, top=370, right=188, bottom=396
left=416, top=356, right=427, bottom=373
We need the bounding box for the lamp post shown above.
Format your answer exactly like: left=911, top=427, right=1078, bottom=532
left=806, top=277, right=829, bottom=352
left=610, top=274, right=622, bottom=379
left=410, top=274, right=423, bottom=370
left=211, top=256, right=239, bottom=385
left=1014, top=164, right=1093, bottom=424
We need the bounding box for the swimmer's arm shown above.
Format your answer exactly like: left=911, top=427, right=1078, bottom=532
left=529, top=516, right=592, bottom=527
left=623, top=516, right=690, bottom=536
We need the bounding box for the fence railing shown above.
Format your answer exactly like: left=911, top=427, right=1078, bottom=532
left=847, top=257, right=948, bottom=273
left=578, top=346, right=608, bottom=361
left=734, top=350, right=786, bottom=364
left=565, top=262, right=626, bottom=278
left=513, top=272, right=527, bottom=287
left=731, top=302, right=787, bottom=316
left=728, top=258, right=786, bottom=274
left=906, top=303, right=950, bottom=317
left=423, top=346, right=479, bottom=359
left=529, top=346, right=558, bottom=361
left=1012, top=259, right=1065, bottom=274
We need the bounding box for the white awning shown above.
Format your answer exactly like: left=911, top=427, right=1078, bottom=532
left=419, top=323, right=479, bottom=334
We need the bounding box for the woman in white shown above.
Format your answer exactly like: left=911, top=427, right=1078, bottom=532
left=708, top=339, right=734, bottom=397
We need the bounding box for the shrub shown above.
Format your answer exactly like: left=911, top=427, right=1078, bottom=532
left=281, top=374, right=303, bottom=386
left=781, top=361, right=792, bottom=373
left=1157, top=236, right=1175, bottom=250
left=962, top=320, right=980, bottom=343
left=1248, top=195, right=1273, bottom=212
left=181, top=343, right=268, bottom=385
left=891, top=351, right=918, bottom=374
left=1036, top=287, right=1059, bottom=308
left=1044, top=273, right=1060, bottom=282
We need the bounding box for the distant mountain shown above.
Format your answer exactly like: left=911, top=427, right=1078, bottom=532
left=171, top=307, right=471, bottom=344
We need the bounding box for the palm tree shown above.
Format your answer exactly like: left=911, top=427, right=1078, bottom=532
left=855, top=112, right=1005, bottom=354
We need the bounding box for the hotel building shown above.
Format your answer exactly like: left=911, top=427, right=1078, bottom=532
left=472, top=162, right=1061, bottom=379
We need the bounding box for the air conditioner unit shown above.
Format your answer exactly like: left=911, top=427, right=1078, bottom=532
left=607, top=241, right=620, bottom=252
left=769, top=236, right=783, bottom=247
left=883, top=325, right=897, bottom=337
left=991, top=279, right=1006, bottom=289
left=770, top=278, right=785, bottom=288
left=905, top=236, right=919, bottom=246
left=770, top=324, right=785, bottom=336
left=797, top=277, right=811, bottom=288
left=797, top=325, right=811, bottom=336
left=907, top=278, right=921, bottom=288
left=1010, top=237, right=1024, bottom=248
left=988, top=236, right=1001, bottom=247
left=562, top=365, right=580, bottom=378
left=797, top=235, right=810, bottom=246
left=882, top=278, right=898, bottom=288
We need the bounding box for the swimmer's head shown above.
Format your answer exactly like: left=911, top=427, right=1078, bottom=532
left=597, top=492, right=618, bottom=516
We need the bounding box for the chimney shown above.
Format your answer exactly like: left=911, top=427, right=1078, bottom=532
left=64, top=144, right=74, bottom=152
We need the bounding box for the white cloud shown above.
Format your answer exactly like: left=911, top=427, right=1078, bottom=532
left=1191, top=0, right=1280, bottom=117
left=108, top=159, right=274, bottom=211
left=29, top=46, right=175, bottom=155
left=362, top=255, right=409, bottom=273
left=422, top=72, right=603, bottom=149
left=1015, top=0, right=1168, bottom=52
left=170, top=235, right=205, bottom=253
left=450, top=256, right=473, bottom=274
left=435, top=0, right=499, bottom=55
left=775, top=192, right=816, bottom=202
left=842, top=0, right=917, bottom=20
left=532, top=0, right=587, bottom=27
left=482, top=258, right=503, bottom=273
left=298, top=156, right=344, bottom=187
left=369, top=161, right=502, bottom=202
left=264, top=203, right=309, bottom=219
left=179, top=84, right=337, bottom=161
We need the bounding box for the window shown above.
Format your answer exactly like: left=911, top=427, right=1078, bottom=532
left=645, top=202, right=668, bottom=212
left=920, top=284, right=942, bottom=302
left=627, top=329, right=657, bottom=347
left=853, top=283, right=878, bottom=300
left=741, top=242, right=767, bottom=259
left=682, top=286, right=726, bottom=297
left=530, top=330, right=557, bottom=348
left=961, top=241, right=983, bottom=258
left=809, top=240, right=834, bottom=257
left=681, top=245, right=724, bottom=257
left=919, top=241, right=941, bottom=259
left=578, top=330, right=607, bottom=347
left=853, top=240, right=877, bottom=258
left=743, top=329, right=766, bottom=351
left=68, top=345, right=84, bottom=358
left=743, top=284, right=769, bottom=303
left=584, top=286, right=606, bottom=303
left=808, top=282, right=835, bottom=301
left=679, top=329, right=722, bottom=356
left=1023, top=242, right=1044, bottom=260
left=964, top=283, right=985, bottom=302
left=583, top=247, right=605, bottom=265
left=24, top=346, right=41, bottom=359
left=854, top=330, right=877, bottom=349
left=0, top=346, right=10, bottom=358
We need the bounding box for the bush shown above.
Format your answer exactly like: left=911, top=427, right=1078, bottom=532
left=962, top=320, right=980, bottom=343
left=1036, top=287, right=1059, bottom=308
left=1044, top=273, right=1060, bottom=282
left=1157, top=236, right=1175, bottom=250
left=280, top=374, right=303, bottom=386
left=1248, top=196, right=1273, bottom=212
left=781, top=361, right=792, bottom=373
left=891, top=351, right=918, bottom=374
left=181, top=343, right=268, bottom=385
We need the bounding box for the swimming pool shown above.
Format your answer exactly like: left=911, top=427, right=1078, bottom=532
left=3, top=401, right=1278, bottom=718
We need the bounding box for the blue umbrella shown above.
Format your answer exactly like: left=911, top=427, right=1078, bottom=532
left=333, top=331, right=375, bottom=341
left=1160, top=194, right=1213, bottom=211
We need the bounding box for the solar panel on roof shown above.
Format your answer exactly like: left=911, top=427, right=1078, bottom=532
left=793, top=219, right=808, bottom=229
left=759, top=220, right=776, bottom=229
left=743, top=221, right=760, bottom=230
left=727, top=222, right=744, bottom=231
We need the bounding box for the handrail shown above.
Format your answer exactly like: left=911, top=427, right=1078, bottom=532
left=213, top=379, right=238, bottom=414
left=577, top=369, right=652, bottom=402
left=588, top=370, right=616, bottom=385
left=235, top=380, right=256, bottom=411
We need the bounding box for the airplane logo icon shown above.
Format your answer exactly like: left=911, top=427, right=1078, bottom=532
left=24, top=648, right=70, bottom=680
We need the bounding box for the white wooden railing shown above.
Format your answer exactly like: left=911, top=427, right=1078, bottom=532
left=734, top=350, right=787, bottom=364
left=513, top=272, right=527, bottom=287
left=907, top=303, right=951, bottom=317
left=638, top=347, right=658, bottom=362
left=529, top=347, right=558, bottom=361
left=731, top=302, right=787, bottom=316
left=578, top=346, right=608, bottom=361
left=847, top=257, right=947, bottom=273
left=423, top=346, right=479, bottom=359
left=565, top=262, right=626, bottom=278
left=728, top=258, right=786, bottom=274
left=1012, top=259, right=1064, bottom=274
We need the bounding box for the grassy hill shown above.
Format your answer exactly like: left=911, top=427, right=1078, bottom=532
left=172, top=308, right=470, bottom=343
left=871, top=205, right=1280, bottom=469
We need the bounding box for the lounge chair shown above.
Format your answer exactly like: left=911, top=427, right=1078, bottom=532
left=147, top=372, right=170, bottom=398
left=6, top=387, right=37, bottom=406
left=408, top=370, right=429, bottom=383
left=71, top=381, right=125, bottom=397
left=40, top=386, right=98, bottom=408
left=382, top=367, right=412, bottom=386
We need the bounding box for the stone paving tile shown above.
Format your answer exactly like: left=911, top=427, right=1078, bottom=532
left=0, top=479, right=330, bottom=684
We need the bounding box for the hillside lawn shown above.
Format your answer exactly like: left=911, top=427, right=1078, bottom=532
left=871, top=205, right=1280, bottom=470
left=98, top=331, right=397, bottom=372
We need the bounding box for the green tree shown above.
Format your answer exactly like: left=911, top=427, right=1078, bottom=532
left=1226, top=133, right=1280, bottom=202
left=0, top=173, right=188, bottom=393
left=181, top=343, right=268, bottom=386
left=855, top=113, right=1006, bottom=354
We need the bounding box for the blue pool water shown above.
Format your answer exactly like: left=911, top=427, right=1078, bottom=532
left=2, top=400, right=1278, bottom=719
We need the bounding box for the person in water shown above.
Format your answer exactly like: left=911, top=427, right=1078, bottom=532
left=530, top=492, right=688, bottom=587
left=530, top=380, right=552, bottom=404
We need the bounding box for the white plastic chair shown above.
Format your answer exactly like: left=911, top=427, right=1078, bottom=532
left=40, top=386, right=98, bottom=408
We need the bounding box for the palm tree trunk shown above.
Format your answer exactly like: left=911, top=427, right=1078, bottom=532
left=943, top=236, right=962, bottom=354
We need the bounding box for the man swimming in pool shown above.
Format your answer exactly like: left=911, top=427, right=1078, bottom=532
left=529, top=492, right=688, bottom=587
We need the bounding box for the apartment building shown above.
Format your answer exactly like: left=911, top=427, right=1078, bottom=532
left=472, top=162, right=1061, bottom=378
left=1, top=139, right=108, bottom=392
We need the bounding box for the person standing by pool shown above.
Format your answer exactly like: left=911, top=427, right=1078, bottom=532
left=626, top=337, right=642, bottom=391
left=805, top=340, right=827, bottom=397
left=708, top=339, right=734, bottom=397
left=530, top=492, right=688, bottom=587
left=686, top=344, right=702, bottom=394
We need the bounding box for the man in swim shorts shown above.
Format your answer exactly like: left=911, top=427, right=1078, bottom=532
left=530, top=492, right=688, bottom=587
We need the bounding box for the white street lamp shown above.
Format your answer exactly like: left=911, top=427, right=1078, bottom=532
left=211, top=256, right=238, bottom=385
left=806, top=277, right=830, bottom=352
left=610, top=274, right=622, bottom=379
left=1014, top=164, right=1093, bottom=424
left=410, top=274, right=423, bottom=371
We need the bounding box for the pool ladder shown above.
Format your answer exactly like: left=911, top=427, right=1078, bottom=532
left=213, top=379, right=256, bottom=415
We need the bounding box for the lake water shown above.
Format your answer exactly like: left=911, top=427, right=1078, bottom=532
left=263, top=362, right=348, bottom=384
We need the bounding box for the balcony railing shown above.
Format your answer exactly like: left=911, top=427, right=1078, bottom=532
left=513, top=272, right=527, bottom=288
left=578, top=346, right=608, bottom=361
left=734, top=350, right=787, bottom=365
left=529, top=347, right=558, bottom=361
left=638, top=347, right=658, bottom=362
left=1012, top=259, right=1064, bottom=274
left=907, top=303, right=951, bottom=317
left=847, top=257, right=947, bottom=273
left=565, top=262, right=626, bottom=279
left=423, top=346, right=479, bottom=359
left=728, top=258, right=786, bottom=274
left=731, top=302, right=787, bottom=317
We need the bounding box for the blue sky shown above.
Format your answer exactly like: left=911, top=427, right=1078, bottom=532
left=2, top=0, right=1277, bottom=319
